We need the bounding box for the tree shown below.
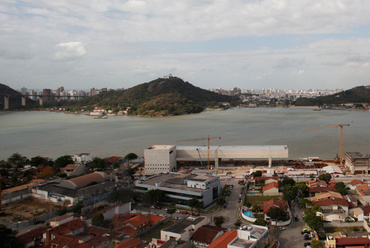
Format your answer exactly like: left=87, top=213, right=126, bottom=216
left=238, top=180, right=246, bottom=186
left=304, top=210, right=323, bottom=231
left=251, top=204, right=260, bottom=213
left=124, top=153, right=138, bottom=166
left=216, top=197, right=226, bottom=207
left=123, top=166, right=137, bottom=179
left=195, top=201, right=204, bottom=214
left=90, top=157, right=106, bottom=170
left=8, top=152, right=28, bottom=168
left=92, top=213, right=104, bottom=227
left=54, top=155, right=73, bottom=169
left=143, top=189, right=165, bottom=206
left=311, top=240, right=325, bottom=248
left=213, top=216, right=225, bottom=227
left=234, top=220, right=241, bottom=228
left=283, top=184, right=297, bottom=203
left=267, top=207, right=288, bottom=222
left=318, top=173, right=332, bottom=184
left=167, top=208, right=176, bottom=218
left=108, top=188, right=138, bottom=204
left=254, top=217, right=267, bottom=226
left=188, top=198, right=200, bottom=213
left=251, top=171, right=262, bottom=178
left=299, top=199, right=312, bottom=209
left=294, top=182, right=308, bottom=197
left=0, top=224, right=19, bottom=248
left=72, top=201, right=84, bottom=215
left=30, top=156, right=50, bottom=167
left=334, top=182, right=347, bottom=195
left=281, top=177, right=295, bottom=187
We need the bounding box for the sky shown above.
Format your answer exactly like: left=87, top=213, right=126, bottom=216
left=1, top=0, right=370, bottom=91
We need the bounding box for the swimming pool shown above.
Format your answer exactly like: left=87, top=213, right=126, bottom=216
left=244, top=211, right=253, bottom=218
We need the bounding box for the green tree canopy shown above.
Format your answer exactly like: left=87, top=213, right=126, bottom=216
left=188, top=198, right=200, bottom=213
left=30, top=156, right=51, bottom=167
left=143, top=189, right=166, bottom=206
left=304, top=210, right=323, bottom=231
left=214, top=216, right=225, bottom=227
left=72, top=201, right=84, bottom=215
left=318, top=173, right=332, bottom=184
left=90, top=157, right=106, bottom=170
left=251, top=171, right=262, bottom=178
left=283, top=184, right=297, bottom=203
left=54, top=155, right=73, bottom=169
left=92, top=213, right=104, bottom=227
left=0, top=224, right=20, bottom=248
left=108, top=188, right=139, bottom=204
left=267, top=207, right=289, bottom=221
left=8, top=152, right=28, bottom=168
left=254, top=217, right=267, bottom=226
left=281, top=177, right=296, bottom=187
left=334, top=182, right=348, bottom=195
left=124, top=153, right=138, bottom=166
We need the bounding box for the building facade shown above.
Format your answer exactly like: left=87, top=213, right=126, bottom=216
left=144, top=145, right=177, bottom=175
left=345, top=152, right=370, bottom=174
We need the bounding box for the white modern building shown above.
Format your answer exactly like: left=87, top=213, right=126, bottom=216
left=135, top=172, right=221, bottom=207
left=160, top=216, right=208, bottom=241
left=144, top=145, right=177, bottom=174
left=72, top=153, right=93, bottom=165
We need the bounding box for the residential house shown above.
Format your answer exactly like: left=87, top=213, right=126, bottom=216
left=226, top=225, right=269, bottom=248
left=262, top=182, right=279, bottom=196
left=113, top=238, right=147, bottom=248
left=61, top=164, right=86, bottom=177
left=73, top=153, right=93, bottom=165
left=349, top=179, right=366, bottom=191
left=262, top=199, right=289, bottom=224
left=308, top=187, right=337, bottom=197
left=206, top=231, right=237, bottom=248
left=313, top=198, right=351, bottom=222
left=17, top=226, right=49, bottom=248
left=35, top=165, right=55, bottom=178
left=326, top=232, right=370, bottom=248
left=112, top=212, right=164, bottom=236
left=161, top=216, right=208, bottom=241
left=310, top=191, right=343, bottom=202
left=190, top=225, right=225, bottom=247
left=307, top=180, right=328, bottom=188
left=356, top=184, right=370, bottom=206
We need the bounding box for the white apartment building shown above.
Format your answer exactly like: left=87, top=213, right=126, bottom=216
left=144, top=145, right=177, bottom=174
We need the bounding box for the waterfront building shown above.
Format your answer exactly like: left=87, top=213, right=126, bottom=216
left=135, top=172, right=221, bottom=207
left=344, top=152, right=370, bottom=175
left=144, top=145, right=177, bottom=175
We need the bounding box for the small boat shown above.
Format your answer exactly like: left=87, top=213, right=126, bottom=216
left=94, top=115, right=108, bottom=119
left=313, top=109, right=321, bottom=111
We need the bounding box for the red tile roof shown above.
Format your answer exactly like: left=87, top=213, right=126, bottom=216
left=66, top=172, right=107, bottom=188
left=363, top=206, right=370, bottom=216
left=105, top=156, right=122, bottom=164
left=253, top=177, right=279, bottom=182
left=263, top=199, right=287, bottom=213
left=191, top=225, right=225, bottom=244
left=313, top=198, right=350, bottom=207
left=336, top=237, right=370, bottom=246
left=308, top=187, right=337, bottom=193
left=113, top=238, right=146, bottom=248
left=357, top=184, right=370, bottom=192
left=207, top=231, right=237, bottom=248
left=52, top=218, right=86, bottom=235
left=350, top=179, right=366, bottom=186
left=263, top=182, right=279, bottom=192
left=17, top=226, right=49, bottom=246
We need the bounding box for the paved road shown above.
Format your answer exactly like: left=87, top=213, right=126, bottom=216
left=278, top=203, right=311, bottom=248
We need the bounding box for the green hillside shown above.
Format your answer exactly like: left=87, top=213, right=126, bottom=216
left=76, top=77, right=240, bottom=116
left=295, top=85, right=370, bottom=106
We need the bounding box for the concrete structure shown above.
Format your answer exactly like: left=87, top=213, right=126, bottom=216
left=345, top=152, right=370, bottom=175
left=72, top=153, right=93, bottom=165
left=61, top=164, right=86, bottom=177
left=135, top=172, right=221, bottom=207
left=176, top=145, right=288, bottom=168
left=228, top=225, right=269, bottom=248
left=144, top=145, right=177, bottom=174
left=160, top=216, right=208, bottom=241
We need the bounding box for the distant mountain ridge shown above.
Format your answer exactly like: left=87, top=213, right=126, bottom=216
left=295, top=85, right=370, bottom=106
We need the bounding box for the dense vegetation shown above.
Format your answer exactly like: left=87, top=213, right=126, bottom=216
left=75, top=77, right=240, bottom=116
left=295, top=85, right=370, bottom=106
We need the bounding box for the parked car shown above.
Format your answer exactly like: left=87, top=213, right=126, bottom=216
left=181, top=211, right=188, bottom=214
left=301, top=228, right=310, bottom=235
left=304, top=242, right=311, bottom=247
left=190, top=212, right=199, bottom=216
left=304, top=234, right=311, bottom=240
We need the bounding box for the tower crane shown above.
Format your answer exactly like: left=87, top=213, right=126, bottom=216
left=177, top=135, right=221, bottom=169
left=305, top=124, right=350, bottom=168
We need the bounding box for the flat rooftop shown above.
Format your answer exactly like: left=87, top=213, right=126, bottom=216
left=346, top=152, right=367, bottom=159
left=148, top=145, right=176, bottom=150
left=177, top=145, right=288, bottom=151
left=162, top=216, right=206, bottom=234
left=137, top=173, right=218, bottom=193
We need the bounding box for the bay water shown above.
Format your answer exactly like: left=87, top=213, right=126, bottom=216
left=0, top=108, right=369, bottom=161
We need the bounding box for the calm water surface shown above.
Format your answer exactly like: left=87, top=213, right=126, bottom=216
left=0, top=108, right=369, bottom=160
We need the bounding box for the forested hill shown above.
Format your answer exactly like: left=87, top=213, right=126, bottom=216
left=295, top=85, right=370, bottom=106
left=78, top=77, right=240, bottom=116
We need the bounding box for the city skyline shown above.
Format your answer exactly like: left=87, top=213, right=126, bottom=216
left=1, top=1, right=370, bottom=91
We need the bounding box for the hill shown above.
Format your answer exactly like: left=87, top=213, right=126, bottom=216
left=0, top=83, right=37, bottom=110
left=77, top=77, right=240, bottom=116
left=295, top=85, right=370, bottom=106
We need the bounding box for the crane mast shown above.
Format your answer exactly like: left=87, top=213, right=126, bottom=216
left=177, top=135, right=221, bottom=169
left=305, top=124, right=350, bottom=168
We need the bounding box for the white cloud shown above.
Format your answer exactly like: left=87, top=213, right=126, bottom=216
left=54, top=42, right=87, bottom=61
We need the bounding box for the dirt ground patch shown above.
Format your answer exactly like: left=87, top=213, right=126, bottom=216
left=245, top=195, right=283, bottom=206
left=0, top=198, right=64, bottom=223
